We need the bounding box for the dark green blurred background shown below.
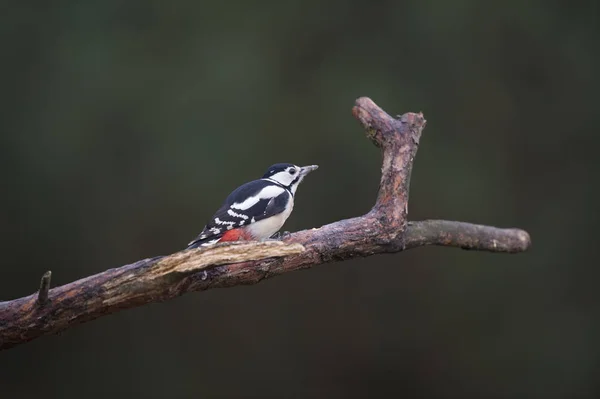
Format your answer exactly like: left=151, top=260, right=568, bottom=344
left=1, top=0, right=599, bottom=398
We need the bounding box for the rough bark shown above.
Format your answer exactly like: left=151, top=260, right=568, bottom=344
left=0, top=97, right=531, bottom=351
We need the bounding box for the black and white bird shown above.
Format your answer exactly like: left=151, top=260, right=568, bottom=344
left=187, top=163, right=318, bottom=248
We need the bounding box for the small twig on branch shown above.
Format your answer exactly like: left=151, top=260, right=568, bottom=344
left=37, top=271, right=52, bottom=306
left=0, top=97, right=531, bottom=351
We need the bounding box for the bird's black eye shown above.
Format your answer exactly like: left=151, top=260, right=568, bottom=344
left=289, top=169, right=296, bottom=175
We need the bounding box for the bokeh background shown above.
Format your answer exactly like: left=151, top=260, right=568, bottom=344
left=1, top=0, right=599, bottom=398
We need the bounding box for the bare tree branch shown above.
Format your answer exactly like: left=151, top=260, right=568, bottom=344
left=0, top=97, right=531, bottom=351
left=405, top=220, right=531, bottom=252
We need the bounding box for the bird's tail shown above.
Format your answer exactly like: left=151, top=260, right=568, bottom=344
left=186, top=234, right=221, bottom=249
left=186, top=228, right=252, bottom=249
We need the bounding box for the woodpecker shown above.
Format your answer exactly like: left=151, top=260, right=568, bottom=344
left=187, top=163, right=318, bottom=248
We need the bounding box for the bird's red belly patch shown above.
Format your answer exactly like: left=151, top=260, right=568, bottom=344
left=219, top=228, right=253, bottom=242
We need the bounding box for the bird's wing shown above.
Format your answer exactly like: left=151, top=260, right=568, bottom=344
left=187, top=180, right=289, bottom=247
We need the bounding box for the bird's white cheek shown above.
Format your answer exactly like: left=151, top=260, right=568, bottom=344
left=269, top=171, right=294, bottom=186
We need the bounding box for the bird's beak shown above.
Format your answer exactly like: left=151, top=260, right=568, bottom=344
left=300, top=165, right=319, bottom=175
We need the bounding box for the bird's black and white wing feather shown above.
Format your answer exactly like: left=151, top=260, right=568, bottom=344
left=187, top=179, right=291, bottom=248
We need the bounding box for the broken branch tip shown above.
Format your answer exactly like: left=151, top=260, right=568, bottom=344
left=37, top=271, right=52, bottom=306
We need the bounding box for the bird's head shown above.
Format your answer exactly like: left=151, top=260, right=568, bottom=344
left=263, top=163, right=318, bottom=195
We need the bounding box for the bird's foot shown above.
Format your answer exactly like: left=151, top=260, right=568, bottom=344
left=269, top=231, right=291, bottom=241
